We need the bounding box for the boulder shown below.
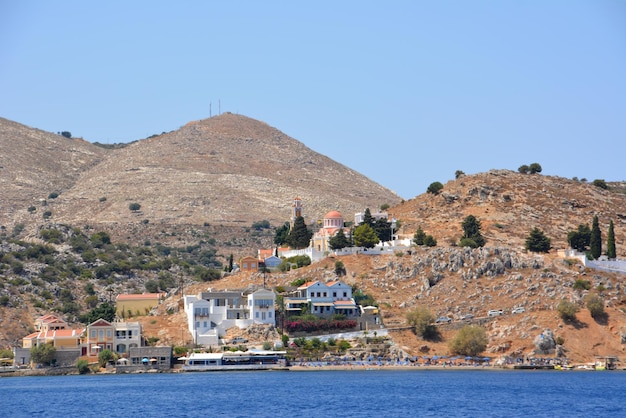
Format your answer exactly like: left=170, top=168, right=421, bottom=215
left=533, top=329, right=556, bottom=354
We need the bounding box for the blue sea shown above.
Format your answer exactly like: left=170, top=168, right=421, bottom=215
left=1, top=370, right=625, bottom=417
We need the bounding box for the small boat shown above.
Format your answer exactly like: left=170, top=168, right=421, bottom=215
left=182, top=350, right=289, bottom=372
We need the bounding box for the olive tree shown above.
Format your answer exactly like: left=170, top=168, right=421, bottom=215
left=449, top=325, right=488, bottom=356
left=557, top=300, right=579, bottom=322
left=406, top=307, right=438, bottom=340
left=30, top=344, right=56, bottom=366
left=585, top=294, right=605, bottom=319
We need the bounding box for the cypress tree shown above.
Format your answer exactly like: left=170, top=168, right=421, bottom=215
left=328, top=228, right=350, bottom=250
left=589, top=215, right=601, bottom=259
left=607, top=220, right=616, bottom=259
left=286, top=216, right=312, bottom=249
left=362, top=208, right=373, bottom=226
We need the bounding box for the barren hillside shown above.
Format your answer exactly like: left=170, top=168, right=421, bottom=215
left=1, top=114, right=400, bottom=239
left=0, top=118, right=106, bottom=220
left=391, top=170, right=626, bottom=258
left=145, top=249, right=626, bottom=364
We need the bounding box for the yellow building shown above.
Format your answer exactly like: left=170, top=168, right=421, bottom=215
left=116, top=293, right=164, bottom=318
left=22, top=328, right=84, bottom=350
left=311, top=210, right=351, bottom=253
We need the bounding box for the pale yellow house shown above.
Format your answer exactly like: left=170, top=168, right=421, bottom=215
left=23, top=314, right=83, bottom=350
left=22, top=328, right=84, bottom=350
left=116, top=293, right=164, bottom=318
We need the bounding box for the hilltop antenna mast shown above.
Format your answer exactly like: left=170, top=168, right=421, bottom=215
left=210, top=102, right=212, bottom=117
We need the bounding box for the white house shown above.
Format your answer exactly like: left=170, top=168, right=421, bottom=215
left=113, top=321, right=142, bottom=354
left=184, top=288, right=276, bottom=346
left=284, top=280, right=357, bottom=317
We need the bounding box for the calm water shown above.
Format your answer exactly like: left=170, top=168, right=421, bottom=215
left=1, top=370, right=625, bottom=417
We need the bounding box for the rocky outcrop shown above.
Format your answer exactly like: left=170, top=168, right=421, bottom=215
left=533, top=329, right=556, bottom=355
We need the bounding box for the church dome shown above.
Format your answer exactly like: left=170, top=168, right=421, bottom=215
left=324, top=210, right=342, bottom=219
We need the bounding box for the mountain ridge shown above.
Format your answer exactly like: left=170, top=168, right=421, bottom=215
left=1, top=113, right=401, bottom=241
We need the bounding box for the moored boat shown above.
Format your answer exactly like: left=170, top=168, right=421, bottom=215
left=181, top=350, right=288, bottom=372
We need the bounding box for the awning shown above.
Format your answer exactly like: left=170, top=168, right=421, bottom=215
left=313, top=302, right=334, bottom=307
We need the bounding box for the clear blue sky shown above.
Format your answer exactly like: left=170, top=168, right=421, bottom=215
left=2, top=1, right=625, bottom=199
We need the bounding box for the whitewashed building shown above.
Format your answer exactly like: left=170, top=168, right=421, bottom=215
left=284, top=280, right=357, bottom=317
left=184, top=288, right=276, bottom=346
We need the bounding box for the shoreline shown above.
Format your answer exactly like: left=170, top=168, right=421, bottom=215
left=3, top=363, right=618, bottom=377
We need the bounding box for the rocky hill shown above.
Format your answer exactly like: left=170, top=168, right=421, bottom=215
left=153, top=247, right=626, bottom=364
left=0, top=117, right=107, bottom=220
left=0, top=114, right=401, bottom=247
left=2, top=114, right=626, bottom=365
left=391, top=170, right=626, bottom=258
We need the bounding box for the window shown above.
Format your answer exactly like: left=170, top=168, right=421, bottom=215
left=90, top=330, right=96, bottom=338
left=195, top=321, right=200, bottom=328
left=106, top=329, right=112, bottom=338
left=98, top=330, right=104, bottom=339
left=333, top=292, right=337, bottom=297
left=255, top=312, right=259, bottom=318
left=317, top=292, right=321, bottom=297
left=343, top=292, right=347, bottom=297
left=323, top=292, right=327, bottom=297
left=269, top=312, right=272, bottom=318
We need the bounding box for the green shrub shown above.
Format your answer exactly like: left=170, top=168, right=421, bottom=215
left=573, top=279, right=591, bottom=291
left=557, top=300, right=579, bottom=321
left=129, top=203, right=141, bottom=211
left=77, top=359, right=90, bottom=374
left=585, top=294, right=605, bottom=319
left=98, top=349, right=115, bottom=368
left=48, top=192, right=59, bottom=199
left=423, top=235, right=437, bottom=247
left=406, top=307, right=438, bottom=340
left=427, top=181, right=444, bottom=195
left=592, top=179, right=608, bottom=190
left=449, top=325, right=488, bottom=356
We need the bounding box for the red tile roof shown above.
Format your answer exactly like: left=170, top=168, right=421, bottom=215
left=298, top=281, right=319, bottom=289
left=116, top=293, right=164, bottom=301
